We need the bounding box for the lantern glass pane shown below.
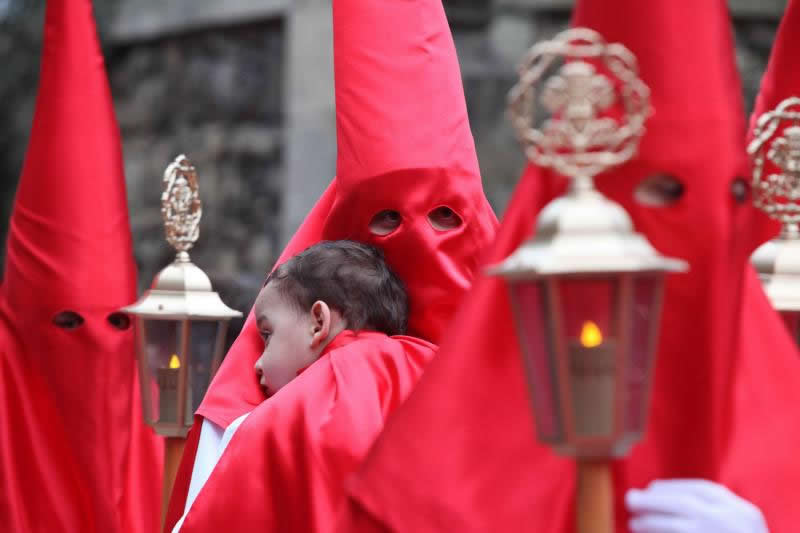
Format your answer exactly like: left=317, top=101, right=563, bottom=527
left=624, top=274, right=663, bottom=434
left=141, top=319, right=180, bottom=425
left=558, top=277, right=618, bottom=437
left=508, top=280, right=562, bottom=442
left=187, top=320, right=222, bottom=425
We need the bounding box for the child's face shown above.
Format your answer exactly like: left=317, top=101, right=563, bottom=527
left=252, top=283, right=318, bottom=397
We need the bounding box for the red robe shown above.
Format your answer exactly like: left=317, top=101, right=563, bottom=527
left=178, top=330, right=435, bottom=531
left=335, top=0, right=800, bottom=532
left=164, top=0, right=497, bottom=528
left=0, top=0, right=162, bottom=530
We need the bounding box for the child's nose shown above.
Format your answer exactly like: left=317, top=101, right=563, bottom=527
left=254, top=360, right=264, bottom=378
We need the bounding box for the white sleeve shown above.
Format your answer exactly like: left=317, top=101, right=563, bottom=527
left=218, top=413, right=250, bottom=456
left=172, top=413, right=251, bottom=533
left=172, top=418, right=224, bottom=533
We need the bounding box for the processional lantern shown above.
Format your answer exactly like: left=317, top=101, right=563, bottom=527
left=749, top=97, right=800, bottom=346
left=488, top=28, right=687, bottom=533
left=121, top=155, right=242, bottom=519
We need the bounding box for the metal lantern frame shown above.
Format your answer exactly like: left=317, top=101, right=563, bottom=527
left=492, top=187, right=686, bottom=458
left=123, top=258, right=241, bottom=437
left=489, top=28, right=687, bottom=459
left=488, top=28, right=690, bottom=533
left=122, top=155, right=242, bottom=438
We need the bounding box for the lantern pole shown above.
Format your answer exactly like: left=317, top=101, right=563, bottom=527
left=490, top=28, right=686, bottom=533
left=163, top=437, right=186, bottom=523
left=576, top=460, right=613, bottom=533
left=749, top=96, right=800, bottom=345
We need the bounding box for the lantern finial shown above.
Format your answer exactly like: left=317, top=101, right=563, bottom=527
left=748, top=96, right=800, bottom=238
left=161, top=154, right=202, bottom=262
left=491, top=28, right=684, bottom=279
left=507, top=27, right=651, bottom=189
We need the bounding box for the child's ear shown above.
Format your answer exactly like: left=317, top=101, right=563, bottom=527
left=309, top=300, right=331, bottom=350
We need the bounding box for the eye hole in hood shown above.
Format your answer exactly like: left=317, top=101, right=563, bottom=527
left=107, top=312, right=132, bottom=331
left=52, top=310, right=85, bottom=330
left=634, top=173, right=685, bottom=207
left=730, top=177, right=749, bottom=204
left=369, top=209, right=402, bottom=236
left=428, top=206, right=462, bottom=231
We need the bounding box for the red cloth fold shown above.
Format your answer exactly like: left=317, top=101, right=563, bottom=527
left=180, top=331, right=437, bottom=532
left=0, top=0, right=162, bottom=530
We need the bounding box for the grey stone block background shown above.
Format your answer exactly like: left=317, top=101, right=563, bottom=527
left=0, top=0, right=787, bottom=341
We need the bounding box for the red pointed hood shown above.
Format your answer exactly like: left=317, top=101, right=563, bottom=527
left=195, top=0, right=497, bottom=428
left=336, top=1, right=800, bottom=532
left=3, top=0, right=136, bottom=314
left=0, top=0, right=161, bottom=531
left=749, top=0, right=800, bottom=138
left=328, top=0, right=497, bottom=343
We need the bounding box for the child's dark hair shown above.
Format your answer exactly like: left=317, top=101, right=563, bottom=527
left=264, top=240, right=408, bottom=336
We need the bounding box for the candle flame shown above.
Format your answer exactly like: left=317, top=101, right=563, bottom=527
left=580, top=321, right=603, bottom=348
left=168, top=354, right=181, bottom=369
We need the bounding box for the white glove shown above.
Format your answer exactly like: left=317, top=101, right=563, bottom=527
left=625, top=479, right=769, bottom=533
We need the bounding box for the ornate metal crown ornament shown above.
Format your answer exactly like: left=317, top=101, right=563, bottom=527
left=491, top=27, right=685, bottom=280
left=508, top=27, right=651, bottom=186
left=161, top=154, right=202, bottom=260
left=748, top=96, right=800, bottom=236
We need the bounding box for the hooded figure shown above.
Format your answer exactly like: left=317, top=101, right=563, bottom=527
left=163, top=0, right=497, bottom=529
left=0, top=0, right=162, bottom=531
left=715, top=0, right=800, bottom=530
left=335, top=0, right=800, bottom=532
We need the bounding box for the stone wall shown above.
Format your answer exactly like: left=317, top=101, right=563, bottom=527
left=0, top=0, right=786, bottom=334
left=0, top=0, right=46, bottom=277
left=108, top=20, right=285, bottom=296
